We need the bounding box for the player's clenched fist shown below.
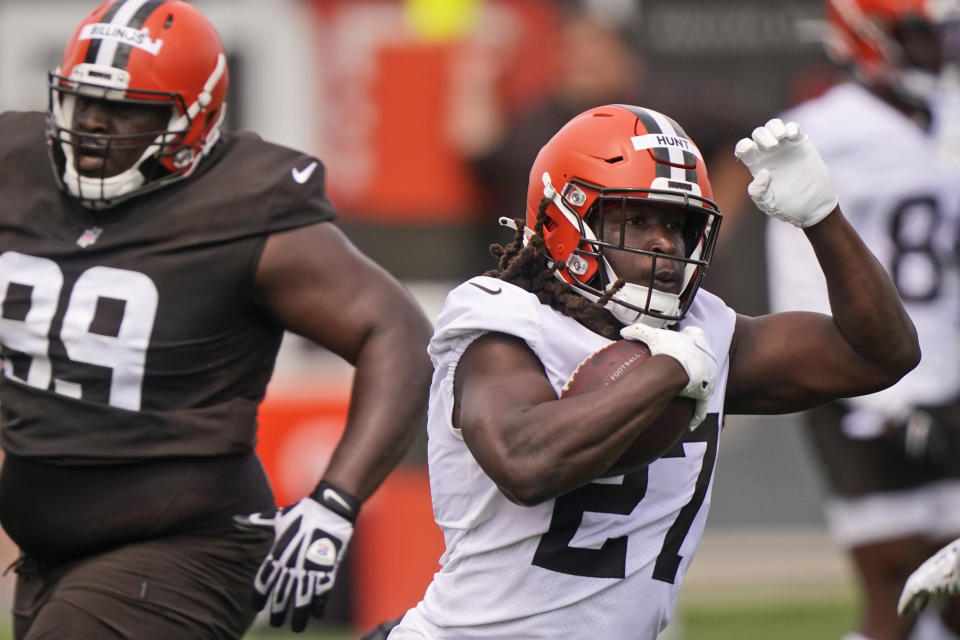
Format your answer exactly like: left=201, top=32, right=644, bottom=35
left=620, top=323, right=718, bottom=430
left=735, top=118, right=838, bottom=228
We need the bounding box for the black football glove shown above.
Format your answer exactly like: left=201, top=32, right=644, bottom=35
left=235, top=481, right=359, bottom=632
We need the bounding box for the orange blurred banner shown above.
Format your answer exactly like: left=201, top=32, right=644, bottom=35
left=304, top=0, right=560, bottom=221
left=255, top=389, right=444, bottom=632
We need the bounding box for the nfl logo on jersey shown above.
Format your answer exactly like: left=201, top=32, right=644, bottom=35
left=76, top=226, right=103, bottom=248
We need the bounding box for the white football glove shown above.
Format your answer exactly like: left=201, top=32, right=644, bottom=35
left=734, top=118, right=838, bottom=228
left=898, top=537, right=960, bottom=616
left=620, top=323, right=718, bottom=430
left=236, top=482, right=358, bottom=632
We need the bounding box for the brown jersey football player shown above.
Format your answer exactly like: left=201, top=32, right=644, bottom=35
left=0, top=1, right=432, bottom=638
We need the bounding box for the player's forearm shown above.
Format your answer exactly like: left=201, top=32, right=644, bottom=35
left=320, top=314, right=432, bottom=501
left=806, top=208, right=920, bottom=376
left=475, top=358, right=687, bottom=505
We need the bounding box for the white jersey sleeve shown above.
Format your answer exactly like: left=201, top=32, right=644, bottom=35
left=767, top=83, right=960, bottom=416
left=399, top=280, right=736, bottom=639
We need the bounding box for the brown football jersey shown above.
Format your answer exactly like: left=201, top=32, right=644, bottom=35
left=0, top=110, right=337, bottom=462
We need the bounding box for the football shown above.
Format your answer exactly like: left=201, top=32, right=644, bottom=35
left=561, top=339, right=695, bottom=474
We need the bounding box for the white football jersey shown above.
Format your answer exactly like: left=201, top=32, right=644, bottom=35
left=767, top=83, right=960, bottom=414
left=394, top=276, right=736, bottom=639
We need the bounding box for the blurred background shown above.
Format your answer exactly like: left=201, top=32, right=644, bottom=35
left=0, top=0, right=857, bottom=637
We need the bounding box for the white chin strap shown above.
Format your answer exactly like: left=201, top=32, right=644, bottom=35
left=61, top=152, right=149, bottom=208
left=604, top=284, right=680, bottom=327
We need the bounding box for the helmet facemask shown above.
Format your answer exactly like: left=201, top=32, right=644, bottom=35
left=50, top=73, right=176, bottom=207
left=523, top=104, right=723, bottom=329
left=541, top=172, right=721, bottom=328
left=48, top=58, right=226, bottom=209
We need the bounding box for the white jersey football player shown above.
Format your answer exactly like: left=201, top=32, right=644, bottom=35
left=766, top=2, right=960, bottom=639
left=388, top=104, right=919, bottom=639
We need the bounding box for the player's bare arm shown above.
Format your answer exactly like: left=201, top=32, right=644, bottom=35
left=453, top=331, right=688, bottom=505
left=242, top=220, right=432, bottom=631
left=725, top=120, right=920, bottom=415
left=253, top=221, right=433, bottom=500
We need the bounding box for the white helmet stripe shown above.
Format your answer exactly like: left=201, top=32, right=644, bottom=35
left=92, top=0, right=150, bottom=65
left=627, top=105, right=702, bottom=185
left=80, top=0, right=167, bottom=69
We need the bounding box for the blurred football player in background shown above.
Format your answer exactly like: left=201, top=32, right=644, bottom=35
left=765, top=1, right=960, bottom=639
left=0, top=0, right=432, bottom=638
left=385, top=104, right=919, bottom=638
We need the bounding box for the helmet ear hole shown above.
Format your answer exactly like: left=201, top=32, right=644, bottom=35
left=203, top=110, right=218, bottom=129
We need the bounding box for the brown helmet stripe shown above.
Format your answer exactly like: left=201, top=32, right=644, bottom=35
left=623, top=104, right=672, bottom=180
left=623, top=105, right=700, bottom=185
left=113, top=0, right=166, bottom=69
left=659, top=114, right=700, bottom=183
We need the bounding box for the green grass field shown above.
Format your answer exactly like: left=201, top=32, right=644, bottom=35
left=241, top=592, right=858, bottom=639
left=673, top=593, right=856, bottom=639
left=0, top=593, right=855, bottom=640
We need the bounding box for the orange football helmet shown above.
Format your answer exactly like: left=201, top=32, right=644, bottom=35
left=48, top=0, right=229, bottom=207
left=522, top=104, right=722, bottom=328
left=824, top=0, right=960, bottom=101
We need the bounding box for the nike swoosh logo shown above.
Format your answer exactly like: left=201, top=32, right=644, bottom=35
left=470, top=282, right=502, bottom=295
left=291, top=161, right=318, bottom=184
left=322, top=488, right=353, bottom=514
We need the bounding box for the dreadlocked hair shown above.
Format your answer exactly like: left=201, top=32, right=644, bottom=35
left=485, top=197, right=624, bottom=340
